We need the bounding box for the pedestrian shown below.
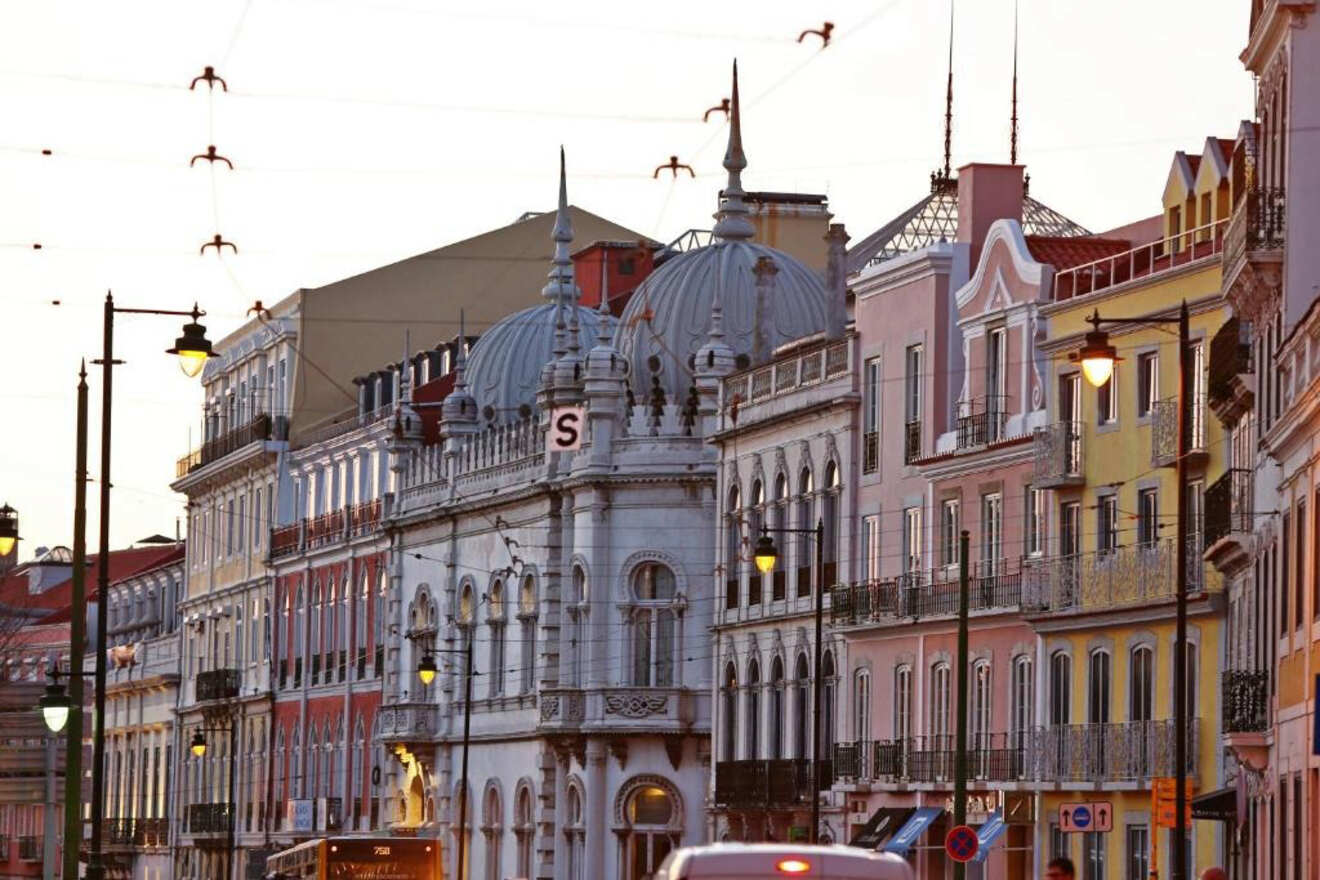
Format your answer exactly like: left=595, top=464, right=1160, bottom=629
left=1044, top=857, right=1075, bottom=879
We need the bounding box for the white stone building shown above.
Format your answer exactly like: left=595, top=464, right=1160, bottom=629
left=381, top=65, right=837, bottom=880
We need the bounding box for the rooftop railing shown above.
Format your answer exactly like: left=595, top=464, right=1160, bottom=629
left=1053, top=218, right=1226, bottom=301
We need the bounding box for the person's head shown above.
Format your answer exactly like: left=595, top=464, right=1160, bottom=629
left=1045, top=857, right=1076, bottom=879
left=1199, top=869, right=1228, bottom=880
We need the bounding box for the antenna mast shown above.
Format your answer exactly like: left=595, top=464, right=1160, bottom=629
left=1010, top=0, right=1020, bottom=165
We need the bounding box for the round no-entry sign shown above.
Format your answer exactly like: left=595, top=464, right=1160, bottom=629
left=945, top=824, right=979, bottom=863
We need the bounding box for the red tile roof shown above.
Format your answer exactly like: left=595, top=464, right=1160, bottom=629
left=1025, top=236, right=1131, bottom=271
left=0, top=544, right=184, bottom=621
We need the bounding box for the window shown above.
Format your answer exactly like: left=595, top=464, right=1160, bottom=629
left=794, top=655, right=809, bottom=759
left=745, top=659, right=760, bottom=758
left=748, top=481, right=764, bottom=606
left=631, top=564, right=676, bottom=687
left=904, top=345, right=923, bottom=461
left=939, top=499, right=960, bottom=568
left=821, top=651, right=837, bottom=756
left=519, top=575, right=536, bottom=694
left=564, top=787, right=584, bottom=880
left=894, top=665, right=913, bottom=741
left=1097, top=368, right=1117, bottom=424
left=226, top=500, right=235, bottom=556
left=822, top=463, right=840, bottom=585
left=863, top=357, right=881, bottom=473
left=1088, top=651, right=1111, bottom=724
left=488, top=581, right=506, bottom=697
left=721, top=663, right=738, bottom=761
left=1061, top=501, right=1081, bottom=557
left=566, top=567, right=586, bottom=687
left=482, top=786, right=502, bottom=880
left=1296, top=501, right=1306, bottom=630
left=238, top=494, right=246, bottom=553
left=771, top=475, right=788, bottom=601
left=770, top=657, right=785, bottom=759
left=725, top=486, right=741, bottom=609
left=986, top=326, right=1007, bottom=439
left=1010, top=656, right=1032, bottom=775
left=1083, top=830, right=1106, bottom=880
left=796, top=469, right=814, bottom=597
left=1137, top=352, right=1159, bottom=417
left=1098, top=495, right=1118, bottom=554
left=862, top=515, right=881, bottom=582
left=1025, top=486, right=1043, bottom=556
left=623, top=785, right=675, bottom=880
left=253, top=488, right=262, bottom=548
left=852, top=669, right=871, bottom=742
left=981, top=493, right=1003, bottom=571
left=903, top=507, right=923, bottom=575
left=1131, top=645, right=1154, bottom=776
left=515, top=787, right=534, bottom=879
left=1125, top=825, right=1149, bottom=880
left=930, top=662, right=951, bottom=745
left=1049, top=652, right=1071, bottom=726
left=1138, top=489, right=1159, bottom=548
left=1050, top=824, right=1070, bottom=863
left=970, top=660, right=992, bottom=751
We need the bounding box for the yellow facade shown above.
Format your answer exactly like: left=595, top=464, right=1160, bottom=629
left=1032, top=151, right=1231, bottom=874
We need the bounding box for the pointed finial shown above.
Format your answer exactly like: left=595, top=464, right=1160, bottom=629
left=543, top=146, right=581, bottom=304
left=400, top=329, right=413, bottom=403
left=713, top=59, right=755, bottom=242
left=453, top=310, right=468, bottom=389
left=943, top=0, right=955, bottom=180
left=1010, top=0, right=1019, bottom=166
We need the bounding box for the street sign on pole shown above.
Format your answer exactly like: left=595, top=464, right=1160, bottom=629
left=1059, top=802, right=1113, bottom=833
left=945, top=825, right=979, bottom=863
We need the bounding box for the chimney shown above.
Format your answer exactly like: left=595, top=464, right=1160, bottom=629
left=956, top=163, right=1024, bottom=269
left=824, top=223, right=850, bottom=340
left=752, top=256, right=779, bottom=364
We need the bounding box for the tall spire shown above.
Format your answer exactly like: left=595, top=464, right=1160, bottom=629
left=454, top=310, right=468, bottom=390
left=942, top=0, right=955, bottom=180
left=542, top=145, right=579, bottom=305
left=400, top=329, right=413, bottom=403
left=712, top=60, right=755, bottom=242
left=1010, top=0, right=1019, bottom=165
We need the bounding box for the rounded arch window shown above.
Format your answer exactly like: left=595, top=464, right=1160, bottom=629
left=727, top=484, right=740, bottom=512
left=632, top=563, right=676, bottom=602
left=773, top=473, right=787, bottom=502
left=627, top=785, right=673, bottom=826
left=489, top=580, right=505, bottom=620
left=520, top=575, right=536, bottom=616
left=824, top=460, right=839, bottom=489
left=799, top=467, right=813, bottom=495
left=622, top=783, right=678, bottom=880
left=459, top=583, right=475, bottom=624
left=751, top=480, right=763, bottom=507
left=572, top=566, right=588, bottom=604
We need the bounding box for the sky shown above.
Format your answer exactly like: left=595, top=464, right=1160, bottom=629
left=0, top=0, right=1254, bottom=556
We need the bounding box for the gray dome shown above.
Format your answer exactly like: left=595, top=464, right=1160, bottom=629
left=465, top=304, right=615, bottom=423
left=616, top=240, right=828, bottom=398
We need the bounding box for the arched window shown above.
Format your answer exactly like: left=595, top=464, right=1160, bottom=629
left=970, top=661, right=992, bottom=777
left=769, top=656, right=785, bottom=759
left=1088, top=650, right=1111, bottom=725
left=796, top=469, right=814, bottom=597
left=350, top=716, right=365, bottom=829
left=519, top=575, right=537, bottom=694
left=793, top=654, right=809, bottom=759
left=748, top=481, right=764, bottom=606
left=565, top=785, right=585, bottom=880
left=630, top=564, right=677, bottom=687
left=1010, top=655, right=1033, bottom=777
left=852, top=668, right=871, bottom=743
left=325, top=578, right=337, bottom=683
left=771, top=474, right=788, bottom=600
left=373, top=570, right=386, bottom=678
left=311, top=579, right=323, bottom=684
left=294, top=584, right=306, bottom=687
left=930, top=662, right=951, bottom=745
left=488, top=581, right=506, bottom=698
left=1129, top=646, right=1154, bottom=724
left=893, top=665, right=913, bottom=741
left=275, top=727, right=287, bottom=820
left=482, top=785, right=502, bottom=880
left=745, top=658, right=761, bottom=759
left=514, top=785, right=535, bottom=879
left=337, top=575, right=349, bottom=681
left=566, top=567, right=586, bottom=687
left=721, top=663, right=738, bottom=762
left=357, top=573, right=369, bottom=679
left=821, top=650, right=837, bottom=756
left=622, top=784, right=677, bottom=880
left=1049, top=651, right=1072, bottom=726
left=725, top=486, right=741, bottom=610
left=822, top=462, right=840, bottom=586
left=452, top=784, right=472, bottom=880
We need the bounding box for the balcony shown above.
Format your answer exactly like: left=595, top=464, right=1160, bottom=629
left=377, top=702, right=439, bottom=742
left=1151, top=395, right=1207, bottom=469
left=1053, top=218, right=1226, bottom=302
left=1204, top=468, right=1253, bottom=574
left=106, top=818, right=138, bottom=847
left=176, top=412, right=283, bottom=477
left=18, top=836, right=39, bottom=861
left=1207, top=316, right=1253, bottom=423
left=1023, top=537, right=1217, bottom=615
left=1032, top=421, right=1083, bottom=488
left=1222, top=669, right=1269, bottom=772
left=713, top=759, right=833, bottom=810
left=955, top=396, right=1008, bottom=450
left=903, top=420, right=921, bottom=464
left=1223, top=187, right=1286, bottom=315
left=306, top=509, right=345, bottom=549
left=187, top=803, right=234, bottom=835
left=195, top=667, right=240, bottom=702
left=269, top=522, right=301, bottom=560
left=1039, top=720, right=1198, bottom=784
left=836, top=734, right=1039, bottom=785
left=831, top=560, right=1022, bottom=627
left=723, top=339, right=852, bottom=412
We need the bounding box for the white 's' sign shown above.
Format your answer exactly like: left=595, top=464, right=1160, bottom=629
left=548, top=406, right=585, bottom=452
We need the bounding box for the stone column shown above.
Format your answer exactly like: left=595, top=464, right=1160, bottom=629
left=585, top=740, right=608, bottom=880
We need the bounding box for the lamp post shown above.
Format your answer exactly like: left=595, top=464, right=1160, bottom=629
left=1072, top=302, right=1192, bottom=880
left=753, top=520, right=826, bottom=844
left=417, top=640, right=474, bottom=880
left=188, top=719, right=239, bottom=880
left=85, top=292, right=216, bottom=880
left=0, top=502, right=18, bottom=558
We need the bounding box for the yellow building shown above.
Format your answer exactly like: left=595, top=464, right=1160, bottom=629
left=1025, top=139, right=1235, bottom=877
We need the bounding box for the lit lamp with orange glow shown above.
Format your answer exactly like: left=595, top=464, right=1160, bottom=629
left=0, top=503, right=19, bottom=558
left=1075, top=324, right=1121, bottom=388
left=165, top=304, right=217, bottom=378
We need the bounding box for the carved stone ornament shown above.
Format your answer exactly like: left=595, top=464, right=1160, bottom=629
left=603, top=692, right=669, bottom=718
left=540, top=697, right=560, bottom=722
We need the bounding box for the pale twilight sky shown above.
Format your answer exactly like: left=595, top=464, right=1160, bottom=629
left=0, top=0, right=1253, bottom=554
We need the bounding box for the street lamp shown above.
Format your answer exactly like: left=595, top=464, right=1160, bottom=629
left=0, top=503, right=19, bottom=557
left=39, top=681, right=73, bottom=733
left=84, top=291, right=216, bottom=880
left=190, top=730, right=208, bottom=758
left=1071, top=303, right=1193, bottom=880
left=748, top=521, right=827, bottom=844
left=416, top=641, right=474, bottom=880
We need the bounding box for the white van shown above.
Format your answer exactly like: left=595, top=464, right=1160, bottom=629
left=654, top=843, right=915, bottom=880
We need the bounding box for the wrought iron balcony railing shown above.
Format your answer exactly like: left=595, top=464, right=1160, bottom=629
left=903, top=420, right=922, bottom=464
left=18, top=836, right=40, bottom=861
left=1040, top=720, right=1198, bottom=783
left=195, top=667, right=241, bottom=702
left=1224, top=186, right=1286, bottom=275
left=713, top=759, right=833, bottom=810
left=1151, top=395, right=1207, bottom=468
left=1033, top=421, right=1083, bottom=487
left=178, top=413, right=283, bottom=476
left=1222, top=670, right=1269, bottom=734
left=831, top=560, right=1022, bottom=626
left=1208, top=316, right=1252, bottom=410
left=187, top=803, right=234, bottom=834
left=1205, top=469, right=1253, bottom=548
left=955, top=396, right=1009, bottom=449
left=1022, top=537, right=1214, bottom=614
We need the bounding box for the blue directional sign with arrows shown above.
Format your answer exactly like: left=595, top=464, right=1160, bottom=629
left=1060, top=801, right=1113, bottom=833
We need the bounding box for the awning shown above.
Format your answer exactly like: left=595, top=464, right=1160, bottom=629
left=850, top=807, right=914, bottom=849
left=882, top=806, right=944, bottom=855
left=971, top=811, right=1008, bottom=863
left=1192, top=787, right=1236, bottom=822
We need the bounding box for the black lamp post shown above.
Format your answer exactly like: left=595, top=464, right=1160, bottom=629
left=1072, top=302, right=1193, bottom=880
left=85, top=292, right=216, bottom=880
left=417, top=640, right=474, bottom=880
left=752, top=520, right=826, bottom=843
left=0, top=502, right=18, bottom=559
left=189, top=720, right=239, bottom=880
